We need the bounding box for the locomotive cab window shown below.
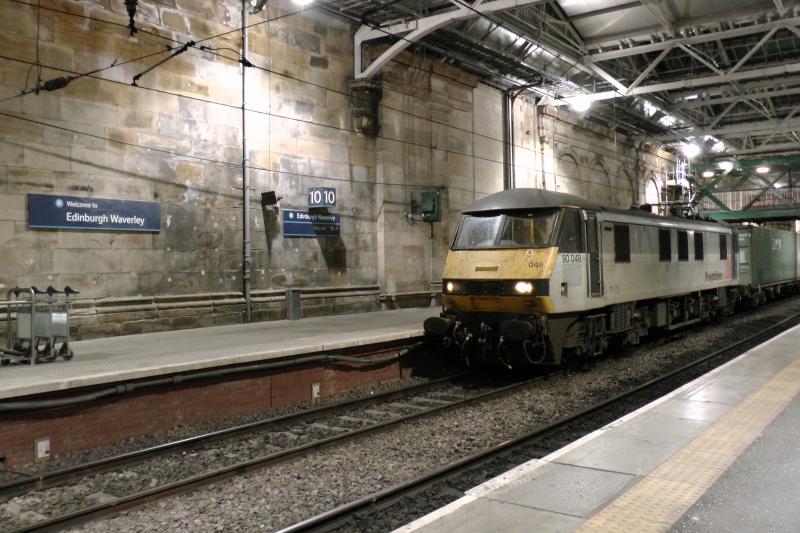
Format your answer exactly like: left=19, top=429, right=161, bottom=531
left=452, top=209, right=558, bottom=249
left=557, top=209, right=583, bottom=253
left=720, top=233, right=728, bottom=260
left=677, top=231, right=689, bottom=261
left=695, top=232, right=704, bottom=261
left=659, top=229, right=672, bottom=262
left=613, top=224, right=630, bottom=263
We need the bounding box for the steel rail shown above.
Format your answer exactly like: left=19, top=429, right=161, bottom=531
left=276, top=312, right=800, bottom=533
left=0, top=372, right=466, bottom=498
left=5, top=371, right=555, bottom=533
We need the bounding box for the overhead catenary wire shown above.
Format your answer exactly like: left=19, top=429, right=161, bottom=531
left=0, top=107, right=632, bottom=198
left=1, top=0, right=655, bottom=167
left=0, top=2, right=651, bottom=198
left=4, top=0, right=650, bottom=150
left=0, top=50, right=639, bottom=198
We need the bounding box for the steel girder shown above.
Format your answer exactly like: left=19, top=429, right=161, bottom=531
left=354, top=0, right=546, bottom=79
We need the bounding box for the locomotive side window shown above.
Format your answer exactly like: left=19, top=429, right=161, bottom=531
left=558, top=209, right=583, bottom=253
left=719, top=233, right=728, bottom=259
left=677, top=231, right=689, bottom=261
left=695, top=233, right=704, bottom=261
left=613, top=224, right=630, bottom=263
left=659, top=229, right=672, bottom=262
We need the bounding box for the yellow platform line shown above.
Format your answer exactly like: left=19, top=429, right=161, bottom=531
left=577, top=359, right=800, bottom=533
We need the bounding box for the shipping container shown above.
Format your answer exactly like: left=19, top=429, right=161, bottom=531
left=736, top=226, right=797, bottom=288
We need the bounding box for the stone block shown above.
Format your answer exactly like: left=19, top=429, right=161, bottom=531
left=21, top=90, right=61, bottom=121
left=95, top=310, right=158, bottom=325
left=6, top=168, right=57, bottom=194
left=60, top=97, right=118, bottom=127
left=49, top=249, right=121, bottom=274
left=175, top=160, right=205, bottom=185
left=0, top=6, right=36, bottom=38
left=120, top=108, right=155, bottom=129
left=8, top=223, right=58, bottom=249
left=167, top=250, right=200, bottom=272
left=122, top=250, right=166, bottom=273
left=70, top=146, right=126, bottom=175
left=169, top=315, right=202, bottom=330
left=0, top=221, right=14, bottom=247
left=121, top=318, right=173, bottom=335
left=309, top=56, right=329, bottom=69
left=75, top=322, right=122, bottom=340
left=0, top=140, right=23, bottom=166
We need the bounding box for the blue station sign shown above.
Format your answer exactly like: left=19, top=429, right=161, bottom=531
left=28, top=193, right=161, bottom=232
left=282, top=209, right=340, bottom=237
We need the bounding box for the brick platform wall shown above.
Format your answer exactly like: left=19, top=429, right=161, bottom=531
left=0, top=355, right=410, bottom=467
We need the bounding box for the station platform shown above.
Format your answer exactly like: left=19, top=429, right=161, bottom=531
left=399, top=324, right=800, bottom=533
left=0, top=307, right=438, bottom=401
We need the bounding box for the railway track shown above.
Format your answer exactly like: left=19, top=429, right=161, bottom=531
left=275, top=312, right=800, bottom=533
left=1, top=371, right=553, bottom=532
left=4, top=302, right=798, bottom=532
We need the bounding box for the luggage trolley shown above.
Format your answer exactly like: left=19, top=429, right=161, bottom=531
left=1, top=286, right=79, bottom=366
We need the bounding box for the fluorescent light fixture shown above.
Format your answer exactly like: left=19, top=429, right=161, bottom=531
left=569, top=95, right=591, bottom=113
left=293, top=0, right=314, bottom=5
left=702, top=170, right=715, bottom=178
left=775, top=183, right=783, bottom=189
left=682, top=143, right=701, bottom=159
left=756, top=165, right=770, bottom=174
left=718, top=161, right=734, bottom=172
left=658, top=114, right=676, bottom=127
left=684, top=94, right=699, bottom=100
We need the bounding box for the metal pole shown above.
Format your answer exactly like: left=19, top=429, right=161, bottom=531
left=241, top=0, right=252, bottom=323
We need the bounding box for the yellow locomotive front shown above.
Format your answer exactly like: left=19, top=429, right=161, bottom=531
left=424, top=189, right=593, bottom=368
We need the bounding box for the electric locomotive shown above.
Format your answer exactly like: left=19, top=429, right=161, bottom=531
left=424, top=189, right=739, bottom=368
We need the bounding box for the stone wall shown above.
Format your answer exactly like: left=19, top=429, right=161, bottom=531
left=0, top=0, right=383, bottom=335
left=0, top=0, right=675, bottom=338
left=513, top=97, right=674, bottom=208
left=374, top=50, right=505, bottom=294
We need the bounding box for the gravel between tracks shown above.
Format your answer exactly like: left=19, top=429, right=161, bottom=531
left=4, top=297, right=800, bottom=532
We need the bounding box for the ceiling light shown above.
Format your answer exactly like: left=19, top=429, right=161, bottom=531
left=756, top=166, right=770, bottom=174
left=293, top=0, right=314, bottom=5
left=775, top=183, right=783, bottom=189
left=702, top=170, right=715, bottom=178
left=718, top=161, right=734, bottom=172
left=568, top=95, right=591, bottom=113
left=682, top=143, right=701, bottom=159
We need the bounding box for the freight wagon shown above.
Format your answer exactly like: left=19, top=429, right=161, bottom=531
left=736, top=225, right=800, bottom=306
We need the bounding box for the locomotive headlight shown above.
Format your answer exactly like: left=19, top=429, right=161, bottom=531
left=446, top=281, right=455, bottom=293
left=514, top=281, right=534, bottom=294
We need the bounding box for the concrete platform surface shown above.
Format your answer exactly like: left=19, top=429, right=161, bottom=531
left=0, top=308, right=438, bottom=400
left=398, top=324, right=800, bottom=533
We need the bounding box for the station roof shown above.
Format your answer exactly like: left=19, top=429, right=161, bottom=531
left=324, top=0, right=800, bottom=160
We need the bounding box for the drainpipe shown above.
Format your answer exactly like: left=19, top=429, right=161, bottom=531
left=537, top=102, right=547, bottom=190
left=503, top=89, right=515, bottom=190
left=241, top=0, right=252, bottom=322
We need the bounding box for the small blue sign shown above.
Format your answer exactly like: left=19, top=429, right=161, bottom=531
left=28, top=194, right=160, bottom=232
left=283, top=209, right=340, bottom=237
left=308, top=187, right=336, bottom=208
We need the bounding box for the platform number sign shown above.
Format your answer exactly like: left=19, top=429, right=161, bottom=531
left=308, top=187, right=336, bottom=208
